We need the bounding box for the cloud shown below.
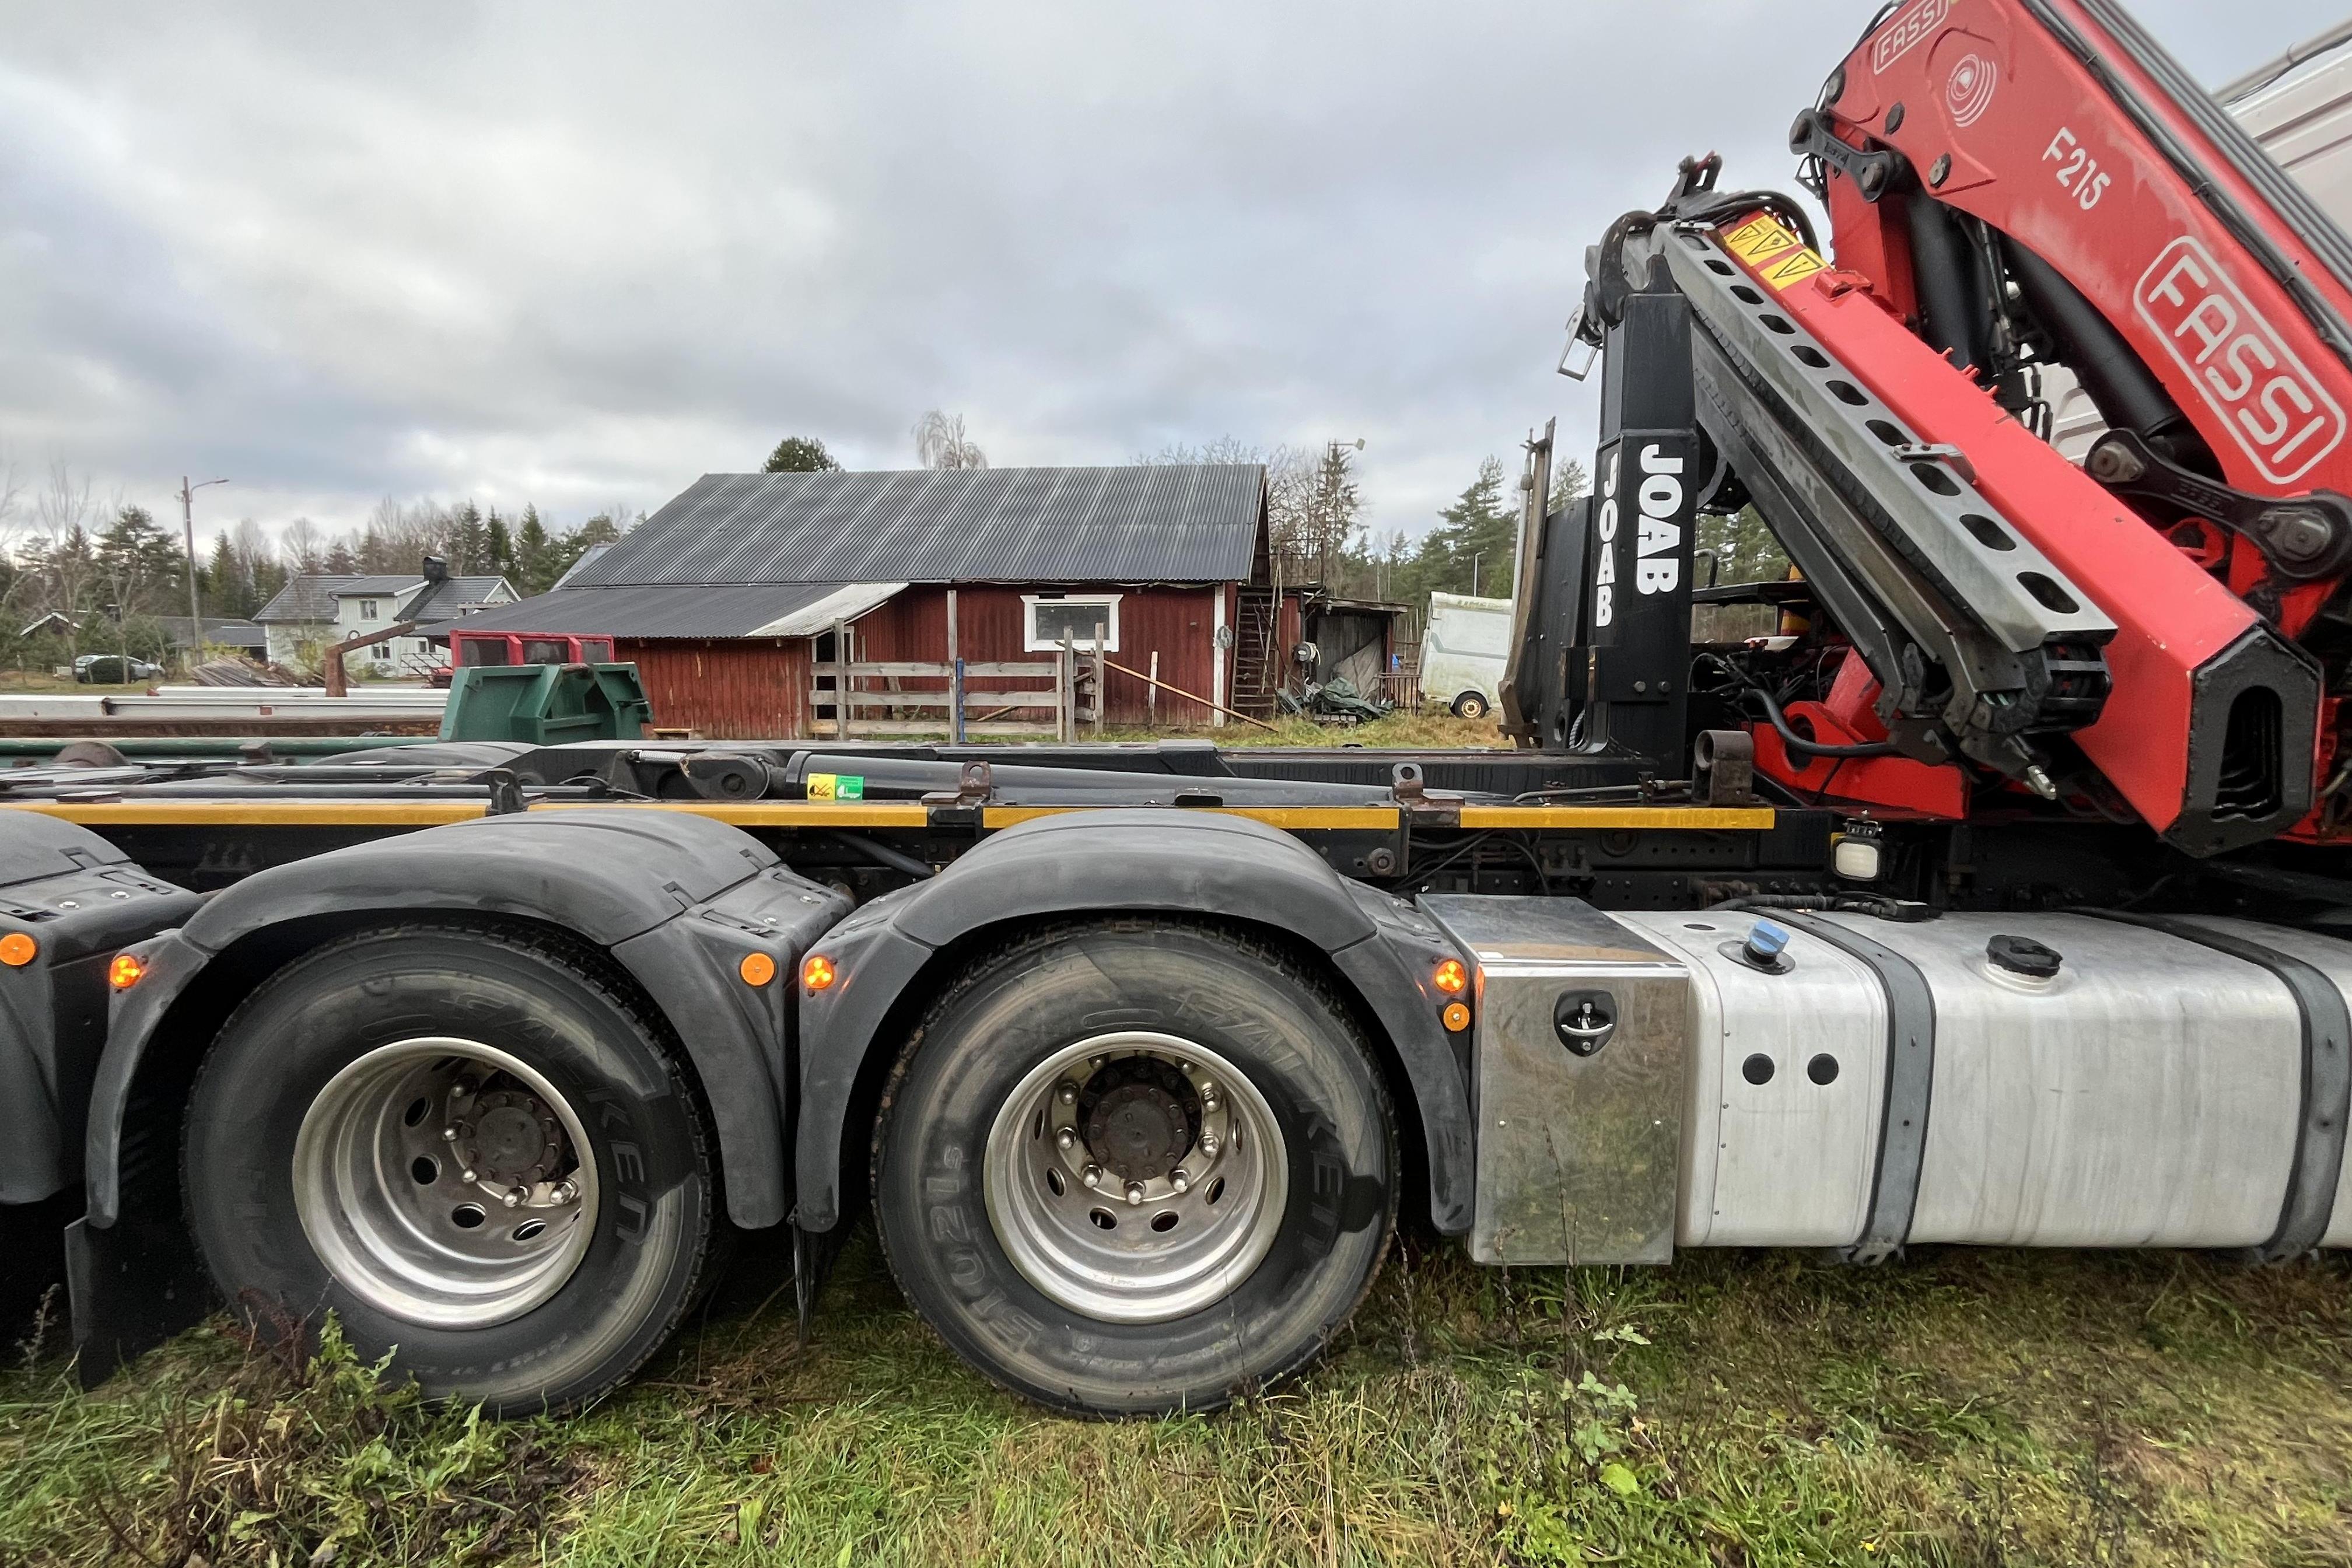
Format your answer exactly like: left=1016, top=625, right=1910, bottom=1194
left=0, top=0, right=2336, bottom=547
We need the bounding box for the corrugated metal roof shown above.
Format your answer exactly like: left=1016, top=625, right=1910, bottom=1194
left=569, top=465, right=1265, bottom=589
left=418, top=582, right=904, bottom=640
left=550, top=543, right=611, bottom=590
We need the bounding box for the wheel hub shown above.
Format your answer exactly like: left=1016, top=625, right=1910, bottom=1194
left=454, top=1090, right=566, bottom=1188
left=1080, top=1059, right=1199, bottom=1182
left=293, top=1038, right=599, bottom=1329
left=982, top=1031, right=1287, bottom=1324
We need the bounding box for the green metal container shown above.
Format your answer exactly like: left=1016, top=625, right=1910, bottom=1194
left=439, top=663, right=653, bottom=744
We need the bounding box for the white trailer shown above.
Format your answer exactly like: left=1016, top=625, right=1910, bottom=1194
left=1420, top=592, right=1516, bottom=719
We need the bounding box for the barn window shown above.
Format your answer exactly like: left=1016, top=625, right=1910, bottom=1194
left=1023, top=593, right=1121, bottom=652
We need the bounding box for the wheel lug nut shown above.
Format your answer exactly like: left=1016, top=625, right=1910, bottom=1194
left=459, top=1168, right=478, bottom=1184
left=1199, top=1133, right=1219, bottom=1156
left=554, top=1180, right=578, bottom=1203
left=502, top=1186, right=527, bottom=1208
left=1057, top=1082, right=1078, bottom=1104
left=1055, top=1128, right=1076, bottom=1151
left=441, top=1126, right=459, bottom=1142
left=1082, top=1165, right=1102, bottom=1189
left=1125, top=1182, right=1146, bottom=1206
left=1170, top=1170, right=1190, bottom=1193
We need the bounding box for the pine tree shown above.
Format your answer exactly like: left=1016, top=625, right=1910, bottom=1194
left=324, top=538, right=358, bottom=575
left=205, top=534, right=243, bottom=618
left=450, top=501, right=487, bottom=576
left=96, top=506, right=186, bottom=617
left=763, top=436, right=841, bottom=473
left=1390, top=458, right=1516, bottom=606
left=1301, top=445, right=1363, bottom=583
left=515, top=505, right=555, bottom=594
left=1548, top=456, right=1590, bottom=515
left=484, top=510, right=515, bottom=583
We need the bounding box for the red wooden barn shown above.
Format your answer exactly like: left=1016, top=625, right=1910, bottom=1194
left=425, top=465, right=1297, bottom=740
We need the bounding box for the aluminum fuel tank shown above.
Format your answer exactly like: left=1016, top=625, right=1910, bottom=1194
left=1618, top=909, right=2347, bottom=1256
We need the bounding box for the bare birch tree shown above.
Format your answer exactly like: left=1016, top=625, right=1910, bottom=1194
left=913, top=410, right=988, bottom=470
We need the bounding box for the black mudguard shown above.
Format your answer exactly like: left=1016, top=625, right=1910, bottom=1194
left=85, top=808, right=847, bottom=1235
left=793, top=808, right=1476, bottom=1234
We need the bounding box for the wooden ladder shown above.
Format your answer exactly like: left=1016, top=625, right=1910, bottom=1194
left=1232, top=587, right=1278, bottom=718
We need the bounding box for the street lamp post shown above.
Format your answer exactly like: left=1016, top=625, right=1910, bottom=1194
left=1470, top=551, right=1483, bottom=598
left=176, top=476, right=228, bottom=666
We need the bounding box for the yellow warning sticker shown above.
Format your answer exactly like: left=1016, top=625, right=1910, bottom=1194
left=1721, top=214, right=1800, bottom=264
left=1759, top=247, right=1828, bottom=289
left=1720, top=212, right=1828, bottom=292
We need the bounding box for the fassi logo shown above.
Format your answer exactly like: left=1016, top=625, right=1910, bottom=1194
left=2136, top=237, right=2346, bottom=485
left=1873, top=0, right=1951, bottom=74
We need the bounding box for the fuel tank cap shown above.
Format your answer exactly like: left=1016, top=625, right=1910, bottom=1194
left=1986, top=933, right=2063, bottom=979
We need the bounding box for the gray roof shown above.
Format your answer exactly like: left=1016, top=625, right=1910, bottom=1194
left=405, top=576, right=511, bottom=621
left=419, top=582, right=903, bottom=640
left=158, top=617, right=267, bottom=649
left=254, top=575, right=359, bottom=622
left=257, top=573, right=509, bottom=624
left=550, top=543, right=611, bottom=590
left=568, top=465, right=1266, bottom=589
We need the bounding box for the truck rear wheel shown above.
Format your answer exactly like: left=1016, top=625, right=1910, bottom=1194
left=183, top=923, right=719, bottom=1413
left=1450, top=690, right=1491, bottom=720
left=872, top=922, right=1395, bottom=1415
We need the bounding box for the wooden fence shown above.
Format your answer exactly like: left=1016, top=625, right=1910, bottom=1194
left=810, top=640, right=1103, bottom=740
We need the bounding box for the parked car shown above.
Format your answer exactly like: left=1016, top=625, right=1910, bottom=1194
left=72, top=653, right=162, bottom=684
left=1420, top=592, right=1513, bottom=719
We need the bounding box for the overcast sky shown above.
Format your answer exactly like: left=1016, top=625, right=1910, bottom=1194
left=2, top=0, right=2344, bottom=554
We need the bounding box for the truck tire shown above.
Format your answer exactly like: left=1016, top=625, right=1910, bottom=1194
left=872, top=921, right=1396, bottom=1416
left=1450, top=690, right=1491, bottom=720
left=182, top=922, right=719, bottom=1413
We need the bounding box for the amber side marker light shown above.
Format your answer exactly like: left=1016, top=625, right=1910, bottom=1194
left=1433, top=958, right=1468, bottom=995
left=738, top=952, right=779, bottom=987
left=108, top=953, right=145, bottom=990
left=1442, top=1001, right=1472, bottom=1033
left=802, top=953, right=838, bottom=991
left=0, top=933, right=36, bottom=968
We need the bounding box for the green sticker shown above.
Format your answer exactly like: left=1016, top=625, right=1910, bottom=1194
left=836, top=775, right=865, bottom=800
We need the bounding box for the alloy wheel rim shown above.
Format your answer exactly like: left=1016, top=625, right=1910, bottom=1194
left=292, top=1037, right=598, bottom=1329
left=982, top=1030, right=1287, bottom=1324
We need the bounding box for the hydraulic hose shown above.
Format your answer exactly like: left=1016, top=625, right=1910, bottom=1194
left=1713, top=893, right=1940, bottom=923
left=1747, top=687, right=1902, bottom=759
left=832, top=830, right=937, bottom=881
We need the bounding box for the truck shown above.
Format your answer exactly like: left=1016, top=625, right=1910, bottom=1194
left=1419, top=592, right=1515, bottom=719
left=12, top=0, right=2352, bottom=1420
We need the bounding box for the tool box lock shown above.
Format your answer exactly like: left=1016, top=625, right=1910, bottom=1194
left=1555, top=990, right=1618, bottom=1056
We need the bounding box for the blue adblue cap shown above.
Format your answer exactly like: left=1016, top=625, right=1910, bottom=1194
left=1742, top=919, right=1792, bottom=968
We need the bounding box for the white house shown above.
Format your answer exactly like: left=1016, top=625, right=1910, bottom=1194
left=256, top=558, right=516, bottom=674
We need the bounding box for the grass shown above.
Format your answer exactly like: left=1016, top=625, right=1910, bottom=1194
left=0, top=671, right=155, bottom=695
left=8, top=1229, right=2352, bottom=1566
